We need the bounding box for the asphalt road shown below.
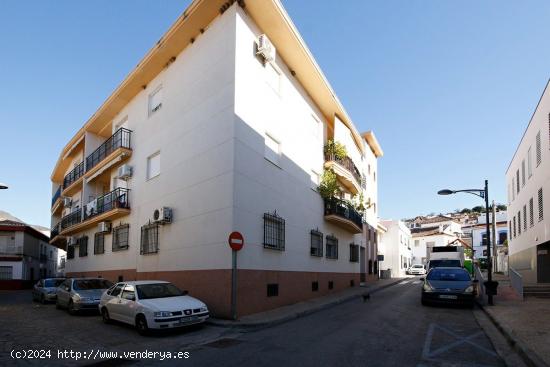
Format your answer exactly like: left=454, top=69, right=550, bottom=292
left=164, top=278, right=507, bottom=367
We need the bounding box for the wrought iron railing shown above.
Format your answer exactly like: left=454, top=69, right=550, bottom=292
left=61, top=210, right=82, bottom=230
left=51, top=222, right=61, bottom=238
left=63, top=161, right=85, bottom=189
left=85, top=128, right=132, bottom=172
left=83, top=188, right=130, bottom=221
left=51, top=187, right=61, bottom=207
left=324, top=198, right=363, bottom=229
left=324, top=153, right=362, bottom=185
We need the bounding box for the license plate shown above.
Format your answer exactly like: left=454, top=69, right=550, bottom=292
left=178, top=316, right=198, bottom=324
left=439, top=295, right=457, bottom=300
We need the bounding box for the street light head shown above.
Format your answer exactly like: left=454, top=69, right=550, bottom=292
left=0, top=183, right=8, bottom=190
left=437, top=189, right=454, bottom=195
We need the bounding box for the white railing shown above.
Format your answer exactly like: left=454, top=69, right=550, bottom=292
left=509, top=267, right=524, bottom=301
left=474, top=264, right=486, bottom=301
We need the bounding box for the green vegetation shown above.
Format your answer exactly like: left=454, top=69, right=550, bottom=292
left=323, top=139, right=347, bottom=160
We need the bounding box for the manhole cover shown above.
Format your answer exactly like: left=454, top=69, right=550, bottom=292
left=206, top=338, right=242, bottom=349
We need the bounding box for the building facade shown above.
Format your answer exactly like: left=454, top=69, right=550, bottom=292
left=506, top=80, right=550, bottom=284
left=379, top=220, right=412, bottom=278
left=49, top=0, right=383, bottom=318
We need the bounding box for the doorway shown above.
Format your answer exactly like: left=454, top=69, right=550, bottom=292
left=537, top=242, right=550, bottom=283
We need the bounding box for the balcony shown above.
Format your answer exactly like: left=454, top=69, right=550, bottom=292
left=61, top=210, right=82, bottom=230
left=324, top=198, right=363, bottom=234
left=324, top=153, right=362, bottom=194
left=85, top=128, right=132, bottom=181
left=62, top=161, right=85, bottom=196
left=60, top=188, right=130, bottom=236
left=51, top=187, right=61, bottom=207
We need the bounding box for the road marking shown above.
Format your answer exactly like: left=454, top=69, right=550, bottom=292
left=399, top=280, right=410, bottom=285
left=412, top=280, right=421, bottom=284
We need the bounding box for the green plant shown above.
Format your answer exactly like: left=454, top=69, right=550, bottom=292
left=351, top=192, right=366, bottom=211
left=324, top=140, right=347, bottom=160
left=318, top=169, right=340, bottom=199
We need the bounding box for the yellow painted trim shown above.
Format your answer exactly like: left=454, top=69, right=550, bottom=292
left=324, top=214, right=362, bottom=234
left=362, top=131, right=384, bottom=158
left=324, top=160, right=361, bottom=195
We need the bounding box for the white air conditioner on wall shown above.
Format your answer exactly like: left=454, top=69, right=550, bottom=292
left=256, top=34, right=276, bottom=63
left=63, top=197, right=72, bottom=207
left=98, top=221, right=112, bottom=233
left=153, top=207, right=172, bottom=224
left=117, top=164, right=133, bottom=180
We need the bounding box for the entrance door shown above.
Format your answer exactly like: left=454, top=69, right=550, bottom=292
left=537, top=242, right=550, bottom=283
left=360, top=247, right=366, bottom=282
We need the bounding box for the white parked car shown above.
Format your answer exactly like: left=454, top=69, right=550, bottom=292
left=407, top=264, right=427, bottom=275
left=99, top=281, right=209, bottom=335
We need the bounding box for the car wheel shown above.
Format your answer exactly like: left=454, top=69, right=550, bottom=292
left=68, top=300, right=77, bottom=315
left=101, top=308, right=111, bottom=324
left=135, top=315, right=149, bottom=336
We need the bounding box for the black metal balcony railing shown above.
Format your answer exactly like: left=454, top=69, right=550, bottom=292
left=86, top=128, right=132, bottom=173
left=324, top=153, right=362, bottom=186
left=83, top=188, right=130, bottom=221
left=51, top=187, right=61, bottom=207
left=61, top=210, right=82, bottom=230
left=63, top=161, right=85, bottom=189
left=324, top=198, right=363, bottom=229
left=51, top=222, right=61, bottom=238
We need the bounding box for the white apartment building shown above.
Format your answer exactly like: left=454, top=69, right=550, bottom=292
left=506, top=80, right=550, bottom=284
left=379, top=220, right=412, bottom=278
left=461, top=211, right=508, bottom=260
left=49, top=0, right=383, bottom=318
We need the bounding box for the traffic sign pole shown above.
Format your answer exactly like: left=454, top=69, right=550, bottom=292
left=231, top=250, right=237, bottom=320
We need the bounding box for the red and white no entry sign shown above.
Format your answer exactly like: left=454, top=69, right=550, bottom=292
left=228, top=231, right=244, bottom=251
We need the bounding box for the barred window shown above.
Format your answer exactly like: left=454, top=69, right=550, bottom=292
left=536, top=131, right=542, bottom=167
left=523, top=205, right=527, bottom=231
left=77, top=236, right=88, bottom=257
left=140, top=223, right=159, bottom=255
left=513, top=216, right=516, bottom=238
left=263, top=212, right=285, bottom=251
left=94, top=233, right=105, bottom=255
left=529, top=197, right=534, bottom=227
left=538, top=188, right=544, bottom=221
left=67, top=245, right=75, bottom=259
left=113, top=224, right=129, bottom=251
left=326, top=235, right=338, bottom=259
left=521, top=160, right=526, bottom=186
left=310, top=230, right=323, bottom=257
left=517, top=211, right=521, bottom=235
left=509, top=221, right=512, bottom=237
left=516, top=170, right=520, bottom=194
left=349, top=243, right=359, bottom=262
left=0, top=266, right=12, bottom=280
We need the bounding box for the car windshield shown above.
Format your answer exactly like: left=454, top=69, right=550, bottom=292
left=136, top=283, right=185, bottom=300
left=429, top=260, right=461, bottom=268
left=44, top=279, right=64, bottom=287
left=73, top=279, right=113, bottom=290
left=427, top=269, right=470, bottom=281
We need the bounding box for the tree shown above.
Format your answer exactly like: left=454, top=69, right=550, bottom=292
left=460, top=208, right=472, bottom=214
left=471, top=206, right=484, bottom=213
left=317, top=169, right=339, bottom=199
left=496, top=204, right=507, bottom=211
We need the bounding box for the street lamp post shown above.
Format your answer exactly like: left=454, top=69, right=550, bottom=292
left=0, top=183, right=8, bottom=190
left=437, top=179, right=494, bottom=305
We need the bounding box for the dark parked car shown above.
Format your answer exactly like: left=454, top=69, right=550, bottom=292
left=421, top=267, right=475, bottom=307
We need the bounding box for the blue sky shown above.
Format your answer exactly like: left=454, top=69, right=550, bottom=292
left=0, top=0, right=549, bottom=226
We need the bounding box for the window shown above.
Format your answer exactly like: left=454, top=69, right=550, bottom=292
left=523, top=205, right=527, bottom=231
left=148, top=86, right=163, bottom=115
left=326, top=235, right=338, bottom=259
left=516, top=169, right=520, bottom=194
left=140, top=223, right=159, bottom=255
left=146, top=152, right=160, bottom=180
left=0, top=266, right=12, bottom=280
left=498, top=231, right=507, bottom=245
left=94, top=233, right=105, bottom=255
left=310, top=170, right=320, bottom=190
left=328, top=281, right=334, bottom=290
left=121, top=285, right=135, bottom=300
left=349, top=243, right=359, bottom=262
left=517, top=211, right=521, bottom=235
left=481, top=232, right=487, bottom=247
left=310, top=230, right=323, bottom=257
left=67, top=245, right=75, bottom=259
left=311, top=281, right=319, bottom=292
left=77, top=236, right=88, bottom=257
left=538, top=188, right=544, bottom=221
left=521, top=160, right=526, bottom=186
left=263, top=212, right=285, bottom=251
left=513, top=216, right=516, bottom=238
left=267, top=283, right=278, bottom=297
left=108, top=284, right=124, bottom=297
left=529, top=197, right=534, bottom=227
left=528, top=146, right=533, bottom=178
left=113, top=224, right=129, bottom=251
left=536, top=131, right=542, bottom=167
left=264, top=134, right=281, bottom=166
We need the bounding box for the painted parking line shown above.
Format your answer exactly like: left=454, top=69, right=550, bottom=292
left=412, top=280, right=422, bottom=284
left=398, top=280, right=411, bottom=285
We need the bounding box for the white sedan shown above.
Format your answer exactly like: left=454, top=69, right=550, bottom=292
left=99, top=280, right=209, bottom=335
left=407, top=264, right=427, bottom=275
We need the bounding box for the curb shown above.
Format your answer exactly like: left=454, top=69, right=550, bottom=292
left=207, top=278, right=404, bottom=330
left=476, top=300, right=549, bottom=367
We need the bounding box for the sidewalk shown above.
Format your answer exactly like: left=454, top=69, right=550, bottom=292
left=477, top=272, right=550, bottom=367
left=207, top=277, right=405, bottom=329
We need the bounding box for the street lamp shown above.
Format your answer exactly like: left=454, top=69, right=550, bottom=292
left=437, top=179, right=495, bottom=305
left=0, top=183, right=8, bottom=190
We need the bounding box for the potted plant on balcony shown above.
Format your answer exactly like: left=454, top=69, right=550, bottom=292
left=324, top=139, right=347, bottom=161
left=318, top=169, right=340, bottom=200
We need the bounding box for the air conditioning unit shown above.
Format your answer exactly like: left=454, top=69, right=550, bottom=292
left=98, top=221, right=112, bottom=233
left=117, top=164, right=133, bottom=180
left=256, top=34, right=276, bottom=63
left=67, top=236, right=75, bottom=246
left=153, top=207, right=172, bottom=224
left=63, top=197, right=72, bottom=207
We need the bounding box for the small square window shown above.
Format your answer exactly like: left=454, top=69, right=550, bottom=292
left=267, top=283, right=279, bottom=297
left=94, top=233, right=105, bottom=255
left=312, top=281, right=319, bottom=292
left=77, top=236, right=88, bottom=257
left=148, top=86, right=163, bottom=116
left=264, top=134, right=281, bottom=167
left=310, top=230, right=323, bottom=257
left=147, top=152, right=161, bottom=180
left=326, top=235, right=338, bottom=259
left=263, top=212, right=285, bottom=251
left=328, top=281, right=334, bottom=290
left=141, top=223, right=159, bottom=255
left=113, top=224, right=129, bottom=251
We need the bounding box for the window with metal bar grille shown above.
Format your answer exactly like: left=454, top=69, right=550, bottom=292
left=523, top=205, right=527, bottom=231
left=536, top=131, right=542, bottom=167
left=349, top=243, right=359, bottom=262
left=517, top=211, right=521, bottom=235
left=77, top=236, right=88, bottom=257
left=326, top=235, right=338, bottom=259
left=521, top=160, right=526, bottom=186
left=113, top=224, right=129, bottom=251
left=67, top=245, right=75, bottom=259
left=516, top=170, right=520, bottom=194
left=141, top=223, right=159, bottom=255
left=263, top=213, right=285, bottom=251
left=529, top=197, right=534, bottom=227
left=310, top=230, right=323, bottom=257
left=94, top=233, right=105, bottom=255
left=538, top=188, right=544, bottom=221
left=513, top=216, right=516, bottom=238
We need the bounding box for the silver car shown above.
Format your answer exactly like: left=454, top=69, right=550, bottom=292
left=56, top=278, right=113, bottom=315
left=32, top=278, right=66, bottom=303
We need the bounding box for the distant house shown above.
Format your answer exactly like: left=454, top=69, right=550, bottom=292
left=0, top=220, right=59, bottom=289
left=461, top=211, right=508, bottom=260
left=379, top=220, right=413, bottom=277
